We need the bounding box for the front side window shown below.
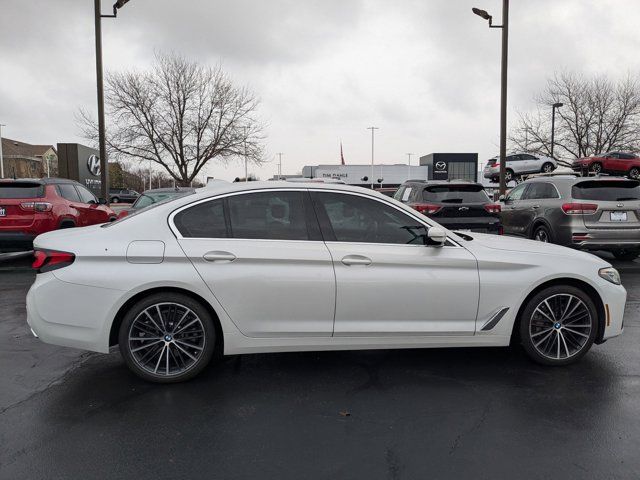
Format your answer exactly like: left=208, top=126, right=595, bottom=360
left=57, top=184, right=81, bottom=202
left=312, top=192, right=428, bottom=245
left=505, top=183, right=527, bottom=201
left=227, top=191, right=310, bottom=240
left=76, top=185, right=97, bottom=204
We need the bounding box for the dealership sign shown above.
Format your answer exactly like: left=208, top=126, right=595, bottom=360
left=57, top=143, right=103, bottom=197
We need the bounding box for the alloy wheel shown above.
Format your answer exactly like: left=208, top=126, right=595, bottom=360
left=543, top=163, right=554, bottom=173
left=528, top=294, right=592, bottom=360
left=590, top=163, right=602, bottom=174
left=629, top=167, right=640, bottom=179
left=534, top=228, right=549, bottom=242
left=128, top=302, right=206, bottom=377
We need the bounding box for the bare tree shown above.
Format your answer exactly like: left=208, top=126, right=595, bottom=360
left=79, top=52, right=264, bottom=186
left=510, top=72, right=640, bottom=164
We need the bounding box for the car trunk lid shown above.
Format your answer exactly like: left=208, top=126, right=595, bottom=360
left=0, top=181, right=45, bottom=227
left=571, top=179, right=640, bottom=229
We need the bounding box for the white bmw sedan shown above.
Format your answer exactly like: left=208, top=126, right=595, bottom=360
left=27, top=182, right=626, bottom=382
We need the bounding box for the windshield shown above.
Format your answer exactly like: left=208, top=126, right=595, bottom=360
left=572, top=180, right=640, bottom=201
left=423, top=185, right=490, bottom=203
left=0, top=182, right=44, bottom=199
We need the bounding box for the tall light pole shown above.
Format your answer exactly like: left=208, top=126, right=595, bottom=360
left=367, top=127, right=379, bottom=189
left=406, top=153, right=414, bottom=179
left=95, top=0, right=131, bottom=203
left=473, top=1, right=509, bottom=195
left=0, top=124, right=5, bottom=179
left=550, top=102, right=563, bottom=159
left=276, top=152, right=283, bottom=179
left=243, top=126, right=248, bottom=182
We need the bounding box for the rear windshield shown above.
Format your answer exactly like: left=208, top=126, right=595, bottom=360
left=572, top=180, right=640, bottom=201
left=423, top=185, right=490, bottom=203
left=0, top=182, right=44, bottom=199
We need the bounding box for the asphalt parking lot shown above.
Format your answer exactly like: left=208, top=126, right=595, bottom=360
left=1, top=260, right=639, bottom=479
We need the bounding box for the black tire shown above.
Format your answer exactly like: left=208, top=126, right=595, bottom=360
left=112, top=197, right=120, bottom=203
left=628, top=167, right=640, bottom=180
left=532, top=224, right=552, bottom=243
left=59, top=221, right=75, bottom=229
left=589, top=162, right=602, bottom=174
left=541, top=162, right=555, bottom=173
left=612, top=249, right=640, bottom=261
left=505, top=169, right=514, bottom=182
left=519, top=285, right=598, bottom=366
left=119, top=292, right=217, bottom=383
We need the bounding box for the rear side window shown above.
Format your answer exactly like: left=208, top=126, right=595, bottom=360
left=57, top=184, right=81, bottom=202
left=422, top=185, right=489, bottom=203
left=228, top=191, right=310, bottom=240
left=76, top=186, right=97, bottom=204
left=174, top=199, right=227, bottom=238
left=572, top=180, right=640, bottom=201
left=0, top=182, right=44, bottom=198
left=523, top=183, right=559, bottom=200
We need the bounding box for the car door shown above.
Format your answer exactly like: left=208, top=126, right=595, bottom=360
left=515, top=182, right=549, bottom=234
left=507, top=155, right=523, bottom=174
left=174, top=190, right=336, bottom=337
left=521, top=154, right=539, bottom=173
left=499, top=183, right=529, bottom=235
left=602, top=152, right=620, bottom=172
left=310, top=190, right=479, bottom=336
left=74, top=185, right=108, bottom=224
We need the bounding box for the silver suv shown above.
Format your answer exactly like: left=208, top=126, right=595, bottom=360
left=499, top=175, right=640, bottom=260
left=484, top=153, right=557, bottom=183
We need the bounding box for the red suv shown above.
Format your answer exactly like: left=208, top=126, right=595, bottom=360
left=572, top=151, right=640, bottom=179
left=0, top=178, right=116, bottom=249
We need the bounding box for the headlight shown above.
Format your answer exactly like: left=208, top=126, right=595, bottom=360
left=599, top=267, right=621, bottom=285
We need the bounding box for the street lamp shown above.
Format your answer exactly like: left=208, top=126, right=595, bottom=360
left=406, top=153, right=414, bottom=179
left=367, top=127, right=379, bottom=189
left=94, top=0, right=132, bottom=204
left=550, top=102, right=563, bottom=159
left=276, top=152, right=284, bottom=179
left=473, top=1, right=509, bottom=195
left=0, top=123, right=5, bottom=179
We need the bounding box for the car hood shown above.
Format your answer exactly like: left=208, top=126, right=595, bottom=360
left=456, top=232, right=610, bottom=265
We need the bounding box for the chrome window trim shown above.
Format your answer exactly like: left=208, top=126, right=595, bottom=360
left=167, top=187, right=462, bottom=248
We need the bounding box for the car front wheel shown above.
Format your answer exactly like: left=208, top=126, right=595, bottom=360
left=589, top=163, right=602, bottom=174
left=519, top=285, right=597, bottom=366
left=541, top=162, right=555, bottom=173
left=112, top=197, right=119, bottom=203
left=628, top=167, right=640, bottom=180
left=119, top=292, right=216, bottom=383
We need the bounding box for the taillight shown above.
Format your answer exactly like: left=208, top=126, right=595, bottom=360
left=561, top=203, right=598, bottom=215
left=498, top=226, right=504, bottom=235
left=413, top=203, right=442, bottom=215
left=20, top=202, right=53, bottom=212
left=484, top=204, right=501, bottom=213
left=32, top=249, right=75, bottom=273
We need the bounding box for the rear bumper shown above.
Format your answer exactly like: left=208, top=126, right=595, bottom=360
left=0, top=231, right=36, bottom=249
left=571, top=229, right=640, bottom=251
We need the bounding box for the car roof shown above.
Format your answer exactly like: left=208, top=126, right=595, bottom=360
left=0, top=177, right=79, bottom=185
left=143, top=187, right=196, bottom=194
left=525, top=174, right=638, bottom=185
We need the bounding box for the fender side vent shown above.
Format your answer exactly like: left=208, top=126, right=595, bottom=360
left=481, top=307, right=509, bottom=331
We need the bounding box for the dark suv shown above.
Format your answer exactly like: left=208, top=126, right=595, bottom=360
left=499, top=175, right=640, bottom=259
left=394, top=180, right=502, bottom=233
left=109, top=188, right=139, bottom=203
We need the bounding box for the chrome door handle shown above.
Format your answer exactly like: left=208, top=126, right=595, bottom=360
left=532, top=204, right=540, bottom=209
left=203, top=251, right=236, bottom=262
left=341, top=255, right=372, bottom=266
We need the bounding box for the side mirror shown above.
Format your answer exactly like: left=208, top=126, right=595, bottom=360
left=498, top=194, right=506, bottom=202
left=98, top=197, right=108, bottom=205
left=427, top=226, right=446, bottom=247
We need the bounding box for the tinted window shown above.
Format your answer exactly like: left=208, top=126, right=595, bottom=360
left=507, top=155, right=521, bottom=162
left=174, top=199, right=227, bottom=238
left=422, top=185, right=489, bottom=203
left=76, top=186, right=97, bottom=204
left=393, top=186, right=406, bottom=202
left=505, top=183, right=527, bottom=201
left=133, top=192, right=187, bottom=209
left=314, top=192, right=428, bottom=245
left=523, top=183, right=559, bottom=200
left=228, top=191, right=310, bottom=240
left=522, top=154, right=538, bottom=160
left=0, top=182, right=44, bottom=198
left=572, top=180, right=640, bottom=201
left=57, top=183, right=81, bottom=202
left=620, top=153, right=636, bottom=160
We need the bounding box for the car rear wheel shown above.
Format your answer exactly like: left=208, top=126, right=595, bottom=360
left=112, top=197, right=120, bottom=203
left=519, top=285, right=597, bottom=366
left=628, top=167, right=640, bottom=180
left=532, top=225, right=551, bottom=243
left=612, top=249, right=639, bottom=261
left=589, top=163, right=602, bottom=174
left=505, top=169, right=514, bottom=182
left=119, top=292, right=216, bottom=383
left=541, top=162, right=554, bottom=173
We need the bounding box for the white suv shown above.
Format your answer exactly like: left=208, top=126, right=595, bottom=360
left=483, top=153, right=557, bottom=183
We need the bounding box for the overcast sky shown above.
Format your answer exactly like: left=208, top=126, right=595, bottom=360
left=1, top=0, right=639, bottom=181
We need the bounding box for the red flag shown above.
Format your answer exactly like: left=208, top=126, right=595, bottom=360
left=340, top=142, right=345, bottom=165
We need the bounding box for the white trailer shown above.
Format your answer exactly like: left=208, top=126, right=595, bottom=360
left=301, top=164, right=429, bottom=187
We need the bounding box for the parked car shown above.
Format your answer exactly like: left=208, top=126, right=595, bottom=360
left=374, top=187, right=398, bottom=197
left=109, top=188, right=140, bottom=203
left=484, top=153, right=557, bottom=183
left=0, top=178, right=116, bottom=249
left=394, top=180, right=502, bottom=234
left=571, top=151, right=640, bottom=180
left=116, top=187, right=195, bottom=219
left=27, top=181, right=626, bottom=382
left=499, top=175, right=640, bottom=260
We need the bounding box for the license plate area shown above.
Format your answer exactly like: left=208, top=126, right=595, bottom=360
left=610, top=211, right=628, bottom=222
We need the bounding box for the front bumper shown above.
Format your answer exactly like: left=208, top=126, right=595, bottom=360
left=597, top=278, right=627, bottom=341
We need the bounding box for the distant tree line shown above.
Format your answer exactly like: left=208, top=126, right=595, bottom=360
left=510, top=71, right=640, bottom=164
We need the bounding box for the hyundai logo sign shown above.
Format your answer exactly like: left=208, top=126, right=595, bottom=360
left=435, top=161, right=447, bottom=171
left=87, top=155, right=101, bottom=177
